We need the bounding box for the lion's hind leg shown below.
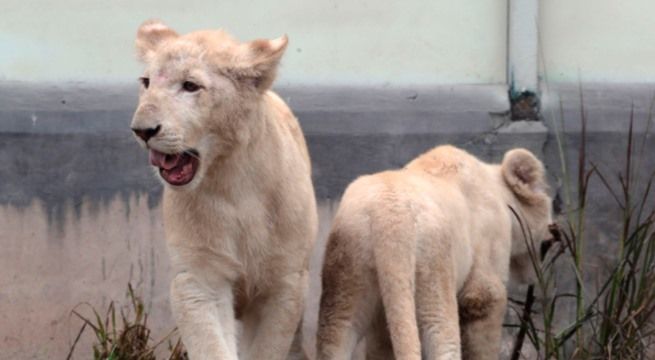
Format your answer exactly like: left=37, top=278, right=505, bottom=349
left=373, top=211, right=422, bottom=360
left=316, top=230, right=379, bottom=360
left=458, top=272, right=507, bottom=360
left=414, top=252, right=461, bottom=360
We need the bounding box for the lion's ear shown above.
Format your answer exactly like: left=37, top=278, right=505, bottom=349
left=135, top=19, right=178, bottom=62
left=232, top=35, right=288, bottom=91
left=502, top=148, right=548, bottom=204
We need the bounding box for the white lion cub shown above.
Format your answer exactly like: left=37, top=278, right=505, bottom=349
left=316, top=145, right=552, bottom=360
left=130, top=20, right=317, bottom=360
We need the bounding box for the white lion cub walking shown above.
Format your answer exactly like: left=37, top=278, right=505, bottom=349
left=316, top=145, right=552, bottom=360
left=130, top=20, right=317, bottom=360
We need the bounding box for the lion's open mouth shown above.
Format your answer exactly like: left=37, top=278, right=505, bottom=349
left=149, top=149, right=199, bottom=186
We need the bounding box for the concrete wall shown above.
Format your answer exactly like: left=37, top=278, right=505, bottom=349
left=2, top=82, right=654, bottom=359
left=0, top=83, right=516, bottom=359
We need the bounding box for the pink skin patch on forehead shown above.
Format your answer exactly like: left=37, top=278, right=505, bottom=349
left=153, top=72, right=168, bottom=85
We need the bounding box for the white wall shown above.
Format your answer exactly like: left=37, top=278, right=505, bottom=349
left=540, top=0, right=655, bottom=83
left=0, top=0, right=508, bottom=86
left=3, top=1, right=655, bottom=86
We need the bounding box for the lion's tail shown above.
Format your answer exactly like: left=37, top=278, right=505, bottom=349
left=371, top=197, right=422, bottom=360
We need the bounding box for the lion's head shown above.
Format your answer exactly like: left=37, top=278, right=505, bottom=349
left=501, top=148, right=554, bottom=283
left=130, top=20, right=288, bottom=189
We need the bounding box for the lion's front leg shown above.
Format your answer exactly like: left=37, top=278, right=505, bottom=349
left=243, top=271, right=308, bottom=360
left=170, top=272, right=239, bottom=360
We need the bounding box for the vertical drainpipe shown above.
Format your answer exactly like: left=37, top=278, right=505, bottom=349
left=508, top=0, right=540, bottom=120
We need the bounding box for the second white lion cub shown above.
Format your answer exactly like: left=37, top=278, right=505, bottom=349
left=316, top=145, right=552, bottom=360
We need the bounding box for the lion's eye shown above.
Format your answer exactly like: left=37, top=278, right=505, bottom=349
left=182, top=81, right=201, bottom=92
left=140, top=77, right=150, bottom=89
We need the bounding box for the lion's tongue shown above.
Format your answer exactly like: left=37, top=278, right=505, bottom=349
left=149, top=149, right=182, bottom=170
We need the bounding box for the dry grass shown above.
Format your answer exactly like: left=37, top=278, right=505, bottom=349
left=508, top=90, right=655, bottom=359
left=66, top=284, right=187, bottom=360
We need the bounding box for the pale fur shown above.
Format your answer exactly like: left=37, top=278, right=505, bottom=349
left=131, top=20, right=317, bottom=360
left=316, top=145, right=552, bottom=360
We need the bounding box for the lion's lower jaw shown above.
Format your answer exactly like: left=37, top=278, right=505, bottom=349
left=158, top=173, right=201, bottom=192
left=160, top=152, right=224, bottom=192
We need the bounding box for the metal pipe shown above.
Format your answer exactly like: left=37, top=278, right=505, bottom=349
left=507, top=0, right=540, bottom=120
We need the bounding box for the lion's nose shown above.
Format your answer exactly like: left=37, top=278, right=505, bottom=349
left=132, top=125, right=161, bottom=142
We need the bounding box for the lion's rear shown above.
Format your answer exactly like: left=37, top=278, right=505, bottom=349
left=317, top=172, right=425, bottom=359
